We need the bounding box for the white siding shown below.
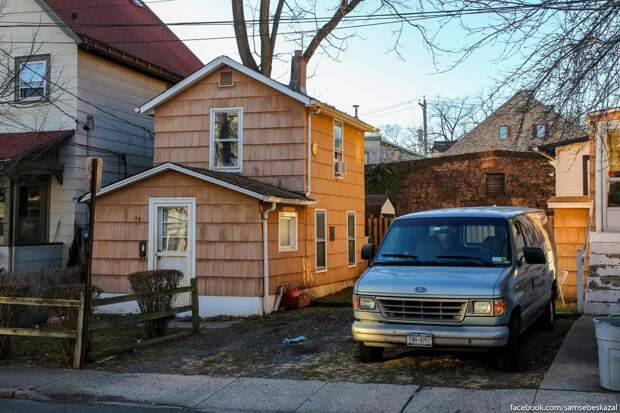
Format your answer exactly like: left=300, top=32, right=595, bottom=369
left=555, top=142, right=588, bottom=197
left=0, top=0, right=169, bottom=263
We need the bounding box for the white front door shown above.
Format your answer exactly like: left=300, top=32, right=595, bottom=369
left=148, top=198, right=196, bottom=306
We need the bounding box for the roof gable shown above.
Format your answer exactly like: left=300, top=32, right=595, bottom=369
left=40, top=0, right=202, bottom=79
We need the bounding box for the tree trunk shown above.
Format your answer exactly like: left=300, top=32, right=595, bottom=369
left=231, top=0, right=258, bottom=72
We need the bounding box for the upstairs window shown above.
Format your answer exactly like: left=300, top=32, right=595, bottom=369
left=499, top=125, right=510, bottom=140
left=536, top=123, right=547, bottom=139
left=15, top=55, right=50, bottom=101
left=334, top=121, right=345, bottom=177
left=210, top=108, right=243, bottom=172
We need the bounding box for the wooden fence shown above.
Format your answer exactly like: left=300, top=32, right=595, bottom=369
left=367, top=216, right=393, bottom=247
left=0, top=294, right=86, bottom=369
left=0, top=278, right=200, bottom=368
left=88, top=278, right=199, bottom=361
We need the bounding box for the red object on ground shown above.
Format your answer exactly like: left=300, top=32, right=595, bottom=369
left=282, top=288, right=310, bottom=310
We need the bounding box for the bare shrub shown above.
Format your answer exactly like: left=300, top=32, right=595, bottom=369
left=0, top=282, right=29, bottom=358
left=128, top=270, right=183, bottom=338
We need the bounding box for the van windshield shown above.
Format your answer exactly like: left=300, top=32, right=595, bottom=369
left=374, top=217, right=512, bottom=267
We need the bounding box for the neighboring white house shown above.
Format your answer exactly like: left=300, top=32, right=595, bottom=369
left=0, top=0, right=201, bottom=271
left=364, top=133, right=422, bottom=165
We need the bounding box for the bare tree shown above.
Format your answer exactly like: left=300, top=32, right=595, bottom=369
left=231, top=1, right=421, bottom=77
left=422, top=0, right=620, bottom=130
left=428, top=97, right=480, bottom=142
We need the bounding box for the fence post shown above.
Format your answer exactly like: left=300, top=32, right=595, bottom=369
left=73, top=292, right=86, bottom=369
left=577, top=249, right=584, bottom=314
left=191, top=278, right=199, bottom=334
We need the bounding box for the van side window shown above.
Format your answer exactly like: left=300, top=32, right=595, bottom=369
left=512, top=221, right=526, bottom=262
left=519, top=216, right=545, bottom=249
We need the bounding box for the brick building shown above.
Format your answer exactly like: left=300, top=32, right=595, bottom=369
left=366, top=151, right=555, bottom=215
left=443, top=90, right=586, bottom=156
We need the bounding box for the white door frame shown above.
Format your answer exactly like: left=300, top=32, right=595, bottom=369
left=595, top=120, right=620, bottom=232
left=147, top=197, right=196, bottom=279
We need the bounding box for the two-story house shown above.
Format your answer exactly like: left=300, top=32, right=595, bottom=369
left=364, top=133, right=421, bottom=165
left=442, top=90, right=586, bottom=156
left=0, top=0, right=201, bottom=272
left=81, top=54, right=377, bottom=317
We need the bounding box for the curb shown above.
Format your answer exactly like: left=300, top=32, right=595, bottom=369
left=0, top=387, right=50, bottom=401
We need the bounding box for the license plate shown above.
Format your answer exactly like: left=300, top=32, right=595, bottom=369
left=406, top=333, right=433, bottom=347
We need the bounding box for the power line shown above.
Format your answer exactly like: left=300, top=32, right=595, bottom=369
left=0, top=1, right=609, bottom=29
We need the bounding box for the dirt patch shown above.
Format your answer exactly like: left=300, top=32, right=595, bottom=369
left=85, top=305, right=574, bottom=389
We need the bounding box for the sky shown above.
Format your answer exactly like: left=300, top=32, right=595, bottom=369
left=148, top=0, right=515, bottom=131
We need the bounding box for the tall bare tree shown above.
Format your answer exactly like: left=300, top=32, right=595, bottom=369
left=231, top=0, right=418, bottom=77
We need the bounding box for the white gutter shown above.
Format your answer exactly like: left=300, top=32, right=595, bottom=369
left=261, top=202, right=277, bottom=315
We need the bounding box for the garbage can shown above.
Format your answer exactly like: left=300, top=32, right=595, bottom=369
left=593, top=316, right=620, bottom=391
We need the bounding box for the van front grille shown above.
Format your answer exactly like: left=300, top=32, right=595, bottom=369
left=377, top=297, right=467, bottom=322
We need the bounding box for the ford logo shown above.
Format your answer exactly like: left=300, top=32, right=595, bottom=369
left=415, top=287, right=427, bottom=293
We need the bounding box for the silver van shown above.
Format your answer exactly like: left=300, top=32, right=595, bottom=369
left=353, top=207, right=558, bottom=371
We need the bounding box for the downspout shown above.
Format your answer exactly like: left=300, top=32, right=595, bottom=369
left=262, top=202, right=277, bottom=315
left=305, top=108, right=320, bottom=197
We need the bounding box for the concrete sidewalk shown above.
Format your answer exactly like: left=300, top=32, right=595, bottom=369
left=0, top=368, right=617, bottom=413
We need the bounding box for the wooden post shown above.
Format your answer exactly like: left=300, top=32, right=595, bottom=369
left=191, top=278, right=199, bottom=334
left=73, top=292, right=86, bottom=369
left=81, top=158, right=99, bottom=366
left=577, top=249, right=584, bottom=314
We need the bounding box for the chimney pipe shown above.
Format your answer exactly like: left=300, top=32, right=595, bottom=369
left=289, top=50, right=307, bottom=94
left=353, top=105, right=359, bottom=118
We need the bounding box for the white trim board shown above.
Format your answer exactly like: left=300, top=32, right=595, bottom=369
left=79, top=162, right=316, bottom=205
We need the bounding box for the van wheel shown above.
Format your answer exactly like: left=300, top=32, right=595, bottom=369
left=496, top=314, right=522, bottom=372
left=358, top=342, right=384, bottom=363
left=538, top=299, right=555, bottom=331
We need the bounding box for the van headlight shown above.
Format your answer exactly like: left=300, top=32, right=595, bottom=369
left=473, top=301, right=492, bottom=315
left=353, top=294, right=377, bottom=311
left=470, top=299, right=505, bottom=316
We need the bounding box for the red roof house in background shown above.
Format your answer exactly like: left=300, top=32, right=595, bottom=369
left=42, top=0, right=203, bottom=81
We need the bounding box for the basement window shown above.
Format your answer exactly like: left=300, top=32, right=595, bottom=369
left=485, top=173, right=506, bottom=195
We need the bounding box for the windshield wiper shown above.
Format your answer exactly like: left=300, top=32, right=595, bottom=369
left=380, top=253, right=419, bottom=259
left=435, top=255, right=489, bottom=264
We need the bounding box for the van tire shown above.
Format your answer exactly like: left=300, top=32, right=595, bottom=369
left=358, top=343, right=384, bottom=363
left=496, top=314, right=522, bottom=372
left=538, top=298, right=555, bottom=331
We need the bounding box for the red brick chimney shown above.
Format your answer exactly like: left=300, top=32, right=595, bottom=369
left=289, top=50, right=307, bottom=94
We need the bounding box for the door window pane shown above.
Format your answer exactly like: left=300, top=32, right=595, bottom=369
left=316, top=210, right=326, bottom=270
left=16, top=178, right=48, bottom=244
left=212, top=110, right=241, bottom=169
left=158, top=207, right=188, bottom=252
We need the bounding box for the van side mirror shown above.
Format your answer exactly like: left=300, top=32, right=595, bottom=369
left=523, top=247, right=546, bottom=264
left=361, top=243, right=375, bottom=261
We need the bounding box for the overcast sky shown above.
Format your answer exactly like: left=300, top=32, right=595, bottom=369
left=150, top=0, right=515, bottom=130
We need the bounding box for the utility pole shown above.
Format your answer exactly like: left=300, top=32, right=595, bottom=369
left=418, top=96, right=428, bottom=157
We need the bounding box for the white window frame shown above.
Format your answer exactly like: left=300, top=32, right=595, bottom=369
left=536, top=123, right=547, bottom=139
left=346, top=211, right=356, bottom=267
left=15, top=55, right=50, bottom=102
left=278, top=212, right=298, bottom=252
left=315, top=209, right=327, bottom=272
left=333, top=120, right=344, bottom=178
left=209, top=107, right=243, bottom=172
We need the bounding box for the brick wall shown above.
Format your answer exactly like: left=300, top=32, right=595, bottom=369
left=366, top=150, right=555, bottom=215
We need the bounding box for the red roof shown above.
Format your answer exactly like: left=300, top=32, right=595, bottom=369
left=43, top=0, right=203, bottom=79
left=0, top=130, right=74, bottom=160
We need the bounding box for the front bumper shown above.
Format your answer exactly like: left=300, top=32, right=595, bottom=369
left=352, top=321, right=510, bottom=348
